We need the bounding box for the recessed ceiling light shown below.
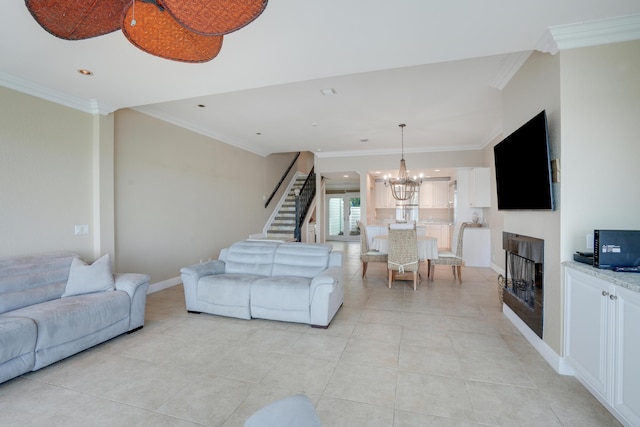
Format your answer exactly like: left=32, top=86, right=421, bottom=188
left=197, top=104, right=206, bottom=108
left=77, top=69, right=93, bottom=76
left=256, top=132, right=262, bottom=135
left=311, top=123, right=318, bottom=127
left=343, top=175, right=349, bottom=178
left=320, top=88, right=336, bottom=96
left=316, top=148, right=322, bottom=152
left=360, top=138, right=369, bottom=143
left=434, top=169, right=441, bottom=172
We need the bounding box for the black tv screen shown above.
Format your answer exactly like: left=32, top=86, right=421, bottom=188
left=494, top=110, right=554, bottom=210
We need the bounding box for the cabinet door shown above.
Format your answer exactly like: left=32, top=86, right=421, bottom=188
left=425, top=226, right=442, bottom=247
left=440, top=225, right=451, bottom=250
left=613, top=285, right=640, bottom=426
left=375, top=182, right=393, bottom=208
left=432, top=181, right=449, bottom=208
left=469, top=168, right=491, bottom=207
left=564, top=268, right=612, bottom=401
left=419, top=182, right=434, bottom=208
left=462, top=228, right=490, bottom=267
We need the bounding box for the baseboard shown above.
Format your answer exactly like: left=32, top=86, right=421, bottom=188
left=502, top=303, right=574, bottom=376
left=491, top=263, right=505, bottom=276
left=148, top=276, right=181, bottom=294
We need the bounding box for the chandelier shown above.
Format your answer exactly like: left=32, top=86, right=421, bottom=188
left=384, top=123, right=421, bottom=201
left=25, top=0, right=268, bottom=63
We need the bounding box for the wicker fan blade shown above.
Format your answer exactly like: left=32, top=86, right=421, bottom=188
left=122, top=0, right=223, bottom=63
left=25, top=0, right=129, bottom=40
left=159, top=0, right=268, bottom=36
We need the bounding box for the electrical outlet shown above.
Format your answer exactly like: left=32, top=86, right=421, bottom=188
left=74, top=224, right=89, bottom=235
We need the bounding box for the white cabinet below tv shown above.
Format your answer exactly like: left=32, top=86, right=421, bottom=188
left=564, top=263, right=640, bottom=427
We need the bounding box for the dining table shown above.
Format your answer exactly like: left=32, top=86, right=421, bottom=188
left=371, top=235, right=439, bottom=260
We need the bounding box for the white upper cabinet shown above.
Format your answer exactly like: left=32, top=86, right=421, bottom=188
left=420, top=180, right=449, bottom=208
left=374, top=181, right=394, bottom=208
left=468, top=167, right=491, bottom=207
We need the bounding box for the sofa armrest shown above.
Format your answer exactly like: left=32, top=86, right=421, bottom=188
left=180, top=260, right=225, bottom=311
left=310, top=267, right=342, bottom=300
left=114, top=273, right=150, bottom=331
left=180, top=261, right=225, bottom=285
left=309, top=267, right=344, bottom=327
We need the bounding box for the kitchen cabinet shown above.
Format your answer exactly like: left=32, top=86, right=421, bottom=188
left=462, top=227, right=490, bottom=267
left=425, top=224, right=450, bottom=249
left=468, top=167, right=491, bottom=207
left=564, top=265, right=640, bottom=426
left=420, top=180, right=449, bottom=208
left=374, top=181, right=395, bottom=208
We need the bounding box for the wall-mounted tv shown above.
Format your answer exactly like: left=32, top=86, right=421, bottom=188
left=494, top=110, right=554, bottom=210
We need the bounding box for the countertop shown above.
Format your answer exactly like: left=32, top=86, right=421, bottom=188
left=564, top=260, right=640, bottom=293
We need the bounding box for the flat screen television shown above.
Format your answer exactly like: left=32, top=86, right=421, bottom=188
left=493, top=110, right=554, bottom=210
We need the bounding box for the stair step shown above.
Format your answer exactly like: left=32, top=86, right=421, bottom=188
left=269, top=225, right=295, bottom=232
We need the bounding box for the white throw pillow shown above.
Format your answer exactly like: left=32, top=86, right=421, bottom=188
left=62, top=254, right=115, bottom=298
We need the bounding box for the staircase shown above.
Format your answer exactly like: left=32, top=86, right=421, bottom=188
left=266, top=175, right=308, bottom=241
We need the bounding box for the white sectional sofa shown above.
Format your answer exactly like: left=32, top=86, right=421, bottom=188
left=180, top=240, right=343, bottom=327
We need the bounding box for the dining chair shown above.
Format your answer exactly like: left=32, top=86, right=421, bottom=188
left=387, top=226, right=420, bottom=290
left=389, top=222, right=415, bottom=230
left=357, top=221, right=387, bottom=277
left=429, top=222, right=470, bottom=283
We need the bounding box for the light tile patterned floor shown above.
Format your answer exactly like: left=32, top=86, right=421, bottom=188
left=0, top=242, right=622, bottom=426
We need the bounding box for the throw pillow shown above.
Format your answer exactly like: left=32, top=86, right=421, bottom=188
left=62, top=254, right=115, bottom=298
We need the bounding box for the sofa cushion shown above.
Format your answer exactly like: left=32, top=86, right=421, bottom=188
left=224, top=240, right=280, bottom=276
left=0, top=317, right=37, bottom=383
left=9, top=290, right=130, bottom=352
left=198, top=273, right=258, bottom=308
left=62, top=254, right=115, bottom=298
left=250, top=276, right=312, bottom=324
left=271, top=243, right=331, bottom=278
left=0, top=253, right=76, bottom=314
left=0, top=316, right=36, bottom=366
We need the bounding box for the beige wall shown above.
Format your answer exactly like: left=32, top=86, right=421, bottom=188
left=114, top=109, right=272, bottom=283
left=0, top=87, right=96, bottom=259
left=560, top=40, right=640, bottom=259
left=492, top=51, right=563, bottom=353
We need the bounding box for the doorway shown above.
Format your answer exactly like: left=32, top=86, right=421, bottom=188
left=325, top=193, right=361, bottom=241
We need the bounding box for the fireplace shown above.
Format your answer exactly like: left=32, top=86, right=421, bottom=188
left=501, top=232, right=544, bottom=338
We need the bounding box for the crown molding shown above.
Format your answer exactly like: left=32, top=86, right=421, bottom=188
left=132, top=106, right=270, bottom=157
left=535, top=29, right=559, bottom=55
left=314, top=144, right=485, bottom=159
left=491, top=14, right=640, bottom=92
left=549, top=13, right=640, bottom=51
left=0, top=71, right=116, bottom=115
left=490, top=51, right=533, bottom=91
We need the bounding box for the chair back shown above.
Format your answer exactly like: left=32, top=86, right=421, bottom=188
left=387, top=228, right=419, bottom=272
left=451, top=222, right=470, bottom=257
left=389, top=222, right=415, bottom=230
left=357, top=221, right=369, bottom=254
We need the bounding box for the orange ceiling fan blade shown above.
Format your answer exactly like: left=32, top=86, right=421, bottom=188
left=25, top=0, right=129, bottom=40
left=122, top=0, right=223, bottom=63
left=159, top=0, right=268, bottom=36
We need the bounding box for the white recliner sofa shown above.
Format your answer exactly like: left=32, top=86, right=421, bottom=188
left=0, top=252, right=149, bottom=385
left=180, top=240, right=343, bottom=327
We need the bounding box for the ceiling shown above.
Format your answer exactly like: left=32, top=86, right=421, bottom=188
left=2, top=1, right=639, bottom=158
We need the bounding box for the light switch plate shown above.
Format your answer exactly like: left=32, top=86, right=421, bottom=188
left=74, top=224, right=89, bottom=235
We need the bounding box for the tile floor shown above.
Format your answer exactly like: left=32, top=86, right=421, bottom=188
left=0, top=242, right=622, bottom=426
